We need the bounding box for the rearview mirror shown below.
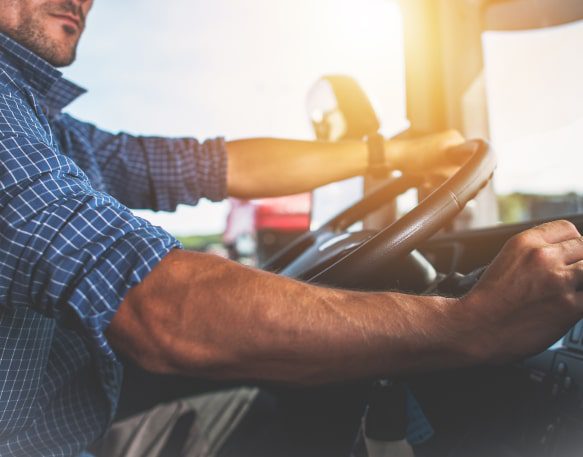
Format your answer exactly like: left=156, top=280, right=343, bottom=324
left=306, top=75, right=381, bottom=141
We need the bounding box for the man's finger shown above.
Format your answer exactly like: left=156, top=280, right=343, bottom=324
left=557, top=237, right=583, bottom=265
left=445, top=145, right=472, bottom=165
left=569, top=261, right=583, bottom=292
left=422, top=166, right=459, bottom=188
left=530, top=220, right=581, bottom=245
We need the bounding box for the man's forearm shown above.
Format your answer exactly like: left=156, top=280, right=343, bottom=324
left=108, top=221, right=583, bottom=385
left=225, top=131, right=464, bottom=199
left=107, top=249, right=476, bottom=384
left=226, top=138, right=369, bottom=199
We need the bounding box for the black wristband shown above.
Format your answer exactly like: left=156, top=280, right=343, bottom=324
left=366, top=133, right=389, bottom=179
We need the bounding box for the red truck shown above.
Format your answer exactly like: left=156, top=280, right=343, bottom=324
left=224, top=193, right=311, bottom=264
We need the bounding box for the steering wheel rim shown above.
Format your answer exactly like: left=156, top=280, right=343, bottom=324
left=260, top=172, right=424, bottom=271
left=307, top=139, right=496, bottom=288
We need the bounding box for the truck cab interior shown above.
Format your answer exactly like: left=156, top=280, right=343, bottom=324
left=117, top=1, right=583, bottom=456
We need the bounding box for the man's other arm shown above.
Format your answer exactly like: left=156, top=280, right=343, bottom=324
left=107, top=220, right=583, bottom=384
left=54, top=116, right=463, bottom=207
left=52, top=115, right=227, bottom=211
left=225, top=131, right=463, bottom=199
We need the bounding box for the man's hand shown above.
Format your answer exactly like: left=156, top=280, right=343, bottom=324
left=387, top=129, right=466, bottom=176
left=461, top=220, right=583, bottom=364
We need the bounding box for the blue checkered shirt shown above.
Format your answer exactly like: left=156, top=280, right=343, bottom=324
left=0, top=33, right=227, bottom=456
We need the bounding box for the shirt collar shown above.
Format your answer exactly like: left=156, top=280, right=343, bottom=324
left=0, top=32, right=86, bottom=115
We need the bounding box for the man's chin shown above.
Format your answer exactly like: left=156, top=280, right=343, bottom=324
left=33, top=38, right=77, bottom=67
left=34, top=44, right=76, bottom=67
left=6, top=26, right=78, bottom=67
left=43, top=31, right=79, bottom=67
left=50, top=50, right=76, bottom=68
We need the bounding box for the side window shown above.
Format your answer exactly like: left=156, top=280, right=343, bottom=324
left=482, top=19, right=583, bottom=224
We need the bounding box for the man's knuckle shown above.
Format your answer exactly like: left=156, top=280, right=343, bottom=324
left=552, top=270, right=570, bottom=289
left=559, top=291, right=578, bottom=310
left=528, top=246, right=552, bottom=265
left=507, top=233, right=530, bottom=250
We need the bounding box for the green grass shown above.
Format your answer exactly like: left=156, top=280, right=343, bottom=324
left=176, top=233, right=222, bottom=250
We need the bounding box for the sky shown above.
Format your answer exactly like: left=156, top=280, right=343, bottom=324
left=62, top=0, right=406, bottom=235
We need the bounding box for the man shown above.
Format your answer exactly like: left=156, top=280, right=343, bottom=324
left=1, top=0, right=583, bottom=456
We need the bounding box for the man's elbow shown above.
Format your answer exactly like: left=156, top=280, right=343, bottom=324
left=106, top=296, right=222, bottom=376
left=105, top=263, right=235, bottom=377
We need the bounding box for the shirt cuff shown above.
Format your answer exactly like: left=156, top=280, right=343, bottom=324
left=69, top=225, right=180, bottom=360
left=194, top=137, right=228, bottom=203
left=71, top=222, right=180, bottom=416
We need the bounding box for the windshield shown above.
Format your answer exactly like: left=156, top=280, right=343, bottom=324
left=65, top=0, right=407, bottom=242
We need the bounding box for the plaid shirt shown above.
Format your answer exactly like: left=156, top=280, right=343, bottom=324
left=0, top=33, right=227, bottom=456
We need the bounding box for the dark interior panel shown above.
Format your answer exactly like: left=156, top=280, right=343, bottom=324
left=421, top=214, right=583, bottom=274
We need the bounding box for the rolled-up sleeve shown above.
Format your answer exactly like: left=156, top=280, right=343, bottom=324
left=0, top=135, right=180, bottom=360
left=52, top=114, right=228, bottom=211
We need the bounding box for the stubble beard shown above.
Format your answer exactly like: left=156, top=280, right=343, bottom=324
left=8, top=1, right=83, bottom=67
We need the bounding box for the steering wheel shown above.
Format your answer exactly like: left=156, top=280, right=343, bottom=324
left=262, top=139, right=495, bottom=292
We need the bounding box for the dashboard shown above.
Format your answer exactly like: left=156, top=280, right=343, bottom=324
left=406, top=322, right=583, bottom=457
left=521, top=321, right=583, bottom=456
left=525, top=321, right=583, bottom=457
left=427, top=322, right=583, bottom=457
